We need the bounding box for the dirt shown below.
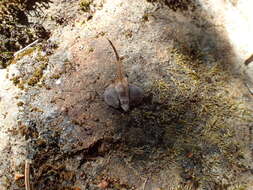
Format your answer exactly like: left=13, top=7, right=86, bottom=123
left=0, top=0, right=253, bottom=190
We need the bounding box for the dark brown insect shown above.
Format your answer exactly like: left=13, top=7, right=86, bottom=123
left=104, top=39, right=144, bottom=111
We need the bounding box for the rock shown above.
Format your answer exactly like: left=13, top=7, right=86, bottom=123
left=1, top=0, right=253, bottom=189
left=245, top=62, right=253, bottom=94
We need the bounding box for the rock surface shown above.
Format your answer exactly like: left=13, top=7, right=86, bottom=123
left=0, top=0, right=253, bottom=189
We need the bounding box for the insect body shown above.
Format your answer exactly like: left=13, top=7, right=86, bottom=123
left=104, top=39, right=144, bottom=111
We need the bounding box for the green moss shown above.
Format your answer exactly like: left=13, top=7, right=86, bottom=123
left=79, top=0, right=93, bottom=12
left=36, top=52, right=49, bottom=62
left=88, top=47, right=94, bottom=53
left=9, top=46, right=49, bottom=89
left=50, top=74, right=61, bottom=79
left=0, top=52, right=13, bottom=68
left=16, top=47, right=37, bottom=60
left=146, top=0, right=195, bottom=11
left=10, top=76, right=21, bottom=85
left=95, top=31, right=106, bottom=38
left=17, top=82, right=25, bottom=90
left=27, top=77, right=39, bottom=86
left=142, top=13, right=150, bottom=22
left=30, top=107, right=44, bottom=112
left=124, top=30, right=133, bottom=38
left=27, top=63, right=48, bottom=86
left=17, top=101, right=24, bottom=106
left=127, top=46, right=253, bottom=187
left=11, top=46, right=37, bottom=66
left=0, top=0, right=50, bottom=67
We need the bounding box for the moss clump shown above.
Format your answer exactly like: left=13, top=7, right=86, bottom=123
left=10, top=76, right=25, bottom=89
left=142, top=13, right=153, bottom=22
left=30, top=107, right=44, bottom=113
left=17, top=101, right=24, bottom=106
left=11, top=46, right=37, bottom=65
left=27, top=63, right=47, bottom=86
left=0, top=0, right=50, bottom=68
left=146, top=0, right=195, bottom=11
left=79, top=0, right=93, bottom=12
left=88, top=47, right=94, bottom=53
left=50, top=74, right=61, bottom=79
left=0, top=52, right=13, bottom=68
left=126, top=47, right=253, bottom=187
left=10, top=76, right=21, bottom=85
left=9, top=45, right=48, bottom=89
left=124, top=30, right=133, bottom=38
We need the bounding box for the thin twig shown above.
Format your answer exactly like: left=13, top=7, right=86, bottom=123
left=244, top=54, right=253, bottom=66
left=143, top=177, right=148, bottom=190
left=14, top=39, right=39, bottom=57
left=25, top=160, right=31, bottom=190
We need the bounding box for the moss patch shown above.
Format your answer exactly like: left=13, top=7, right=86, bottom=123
left=0, top=0, right=50, bottom=68
left=79, top=0, right=93, bottom=12
left=122, top=47, right=253, bottom=188
left=146, top=0, right=196, bottom=11
left=27, top=63, right=47, bottom=86
left=10, top=46, right=49, bottom=89
left=17, top=101, right=24, bottom=106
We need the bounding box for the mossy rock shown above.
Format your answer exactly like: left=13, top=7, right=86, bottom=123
left=0, top=0, right=50, bottom=68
